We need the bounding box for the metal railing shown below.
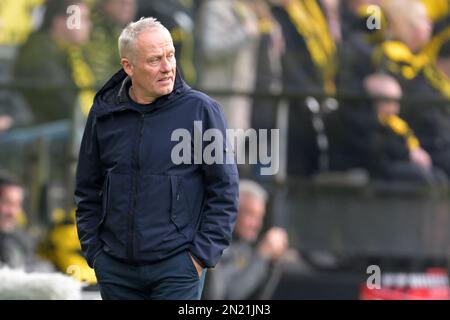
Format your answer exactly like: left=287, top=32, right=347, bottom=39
left=1, top=84, right=450, bottom=260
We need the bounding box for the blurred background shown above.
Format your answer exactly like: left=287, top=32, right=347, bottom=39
left=1, top=0, right=450, bottom=299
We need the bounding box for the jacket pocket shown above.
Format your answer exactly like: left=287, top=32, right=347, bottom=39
left=100, top=173, right=130, bottom=249
left=99, top=174, right=110, bottom=228
left=170, top=175, right=192, bottom=238
left=134, top=175, right=193, bottom=254
left=134, top=175, right=173, bottom=253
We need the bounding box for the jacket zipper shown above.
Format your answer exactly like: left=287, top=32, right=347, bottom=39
left=128, top=112, right=145, bottom=260
left=99, top=174, right=110, bottom=227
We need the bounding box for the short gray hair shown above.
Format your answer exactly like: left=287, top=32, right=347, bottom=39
left=239, top=180, right=268, bottom=204
left=118, top=17, right=170, bottom=62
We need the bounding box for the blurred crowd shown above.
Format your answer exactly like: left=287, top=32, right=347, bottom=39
left=1, top=0, right=450, bottom=297
left=0, top=0, right=449, bottom=183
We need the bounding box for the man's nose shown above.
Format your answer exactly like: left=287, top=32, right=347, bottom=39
left=160, top=56, right=172, bottom=73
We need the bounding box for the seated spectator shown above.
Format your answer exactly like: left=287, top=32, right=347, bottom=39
left=250, top=0, right=284, bottom=133
left=196, top=0, right=260, bottom=132
left=374, top=0, right=432, bottom=78
left=413, top=28, right=450, bottom=176
left=374, top=1, right=450, bottom=178
left=202, top=179, right=290, bottom=300
left=364, top=73, right=447, bottom=185
left=13, top=0, right=93, bottom=124
left=270, top=0, right=338, bottom=177
left=0, top=0, right=44, bottom=82
left=84, top=0, right=137, bottom=88
left=137, top=0, right=197, bottom=85
left=0, top=173, right=53, bottom=271
left=0, top=1, right=41, bottom=130
left=338, top=0, right=385, bottom=94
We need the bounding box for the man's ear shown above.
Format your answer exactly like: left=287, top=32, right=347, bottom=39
left=121, top=58, right=134, bottom=77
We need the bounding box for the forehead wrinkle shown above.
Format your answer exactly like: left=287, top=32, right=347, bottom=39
left=139, top=41, right=175, bottom=60
left=137, top=30, right=174, bottom=50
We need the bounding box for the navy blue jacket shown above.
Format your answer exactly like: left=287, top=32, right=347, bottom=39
left=75, top=69, right=239, bottom=268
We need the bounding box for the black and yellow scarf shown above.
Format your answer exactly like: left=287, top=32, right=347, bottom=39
left=423, top=26, right=450, bottom=99
left=379, top=114, right=420, bottom=151
left=373, top=26, right=450, bottom=99
left=284, top=0, right=337, bottom=95
left=62, top=44, right=96, bottom=117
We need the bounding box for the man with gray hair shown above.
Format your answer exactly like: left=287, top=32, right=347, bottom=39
left=202, top=179, right=289, bottom=300
left=75, top=17, right=239, bottom=300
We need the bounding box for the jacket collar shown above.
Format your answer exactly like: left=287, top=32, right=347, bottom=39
left=95, top=68, right=190, bottom=118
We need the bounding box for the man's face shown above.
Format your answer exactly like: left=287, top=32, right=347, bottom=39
left=122, top=29, right=176, bottom=102
left=105, top=0, right=137, bottom=27
left=0, top=185, right=24, bottom=233
left=234, top=194, right=266, bottom=242
left=57, top=2, right=91, bottom=44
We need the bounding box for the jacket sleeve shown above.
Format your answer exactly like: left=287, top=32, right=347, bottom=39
left=189, top=100, right=239, bottom=268
left=74, top=107, right=104, bottom=268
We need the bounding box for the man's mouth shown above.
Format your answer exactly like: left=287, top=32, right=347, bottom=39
left=158, top=76, right=172, bottom=83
